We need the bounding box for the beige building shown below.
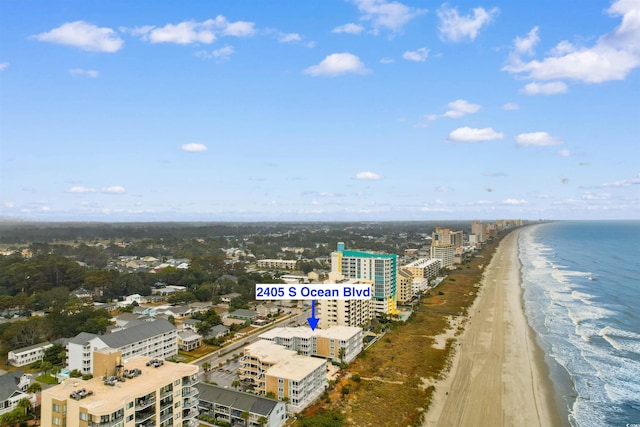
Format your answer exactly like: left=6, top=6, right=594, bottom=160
left=397, top=268, right=414, bottom=304
left=430, top=244, right=455, bottom=268
left=403, top=258, right=442, bottom=280
left=317, top=280, right=373, bottom=329
left=41, top=350, right=199, bottom=427
left=240, top=340, right=326, bottom=413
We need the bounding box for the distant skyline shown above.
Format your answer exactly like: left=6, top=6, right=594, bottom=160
left=1, top=0, right=639, bottom=222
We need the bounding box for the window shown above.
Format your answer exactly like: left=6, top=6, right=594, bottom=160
left=126, top=401, right=133, bottom=409
left=52, top=403, right=60, bottom=413
left=126, top=415, right=134, bottom=422
left=53, top=417, right=60, bottom=426
left=79, top=413, right=88, bottom=421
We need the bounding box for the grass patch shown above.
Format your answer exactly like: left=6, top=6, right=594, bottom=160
left=35, top=374, right=58, bottom=384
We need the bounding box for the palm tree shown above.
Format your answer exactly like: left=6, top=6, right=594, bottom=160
left=257, top=416, right=268, bottom=426
left=26, top=383, right=42, bottom=394
left=240, top=410, right=250, bottom=426
left=17, top=398, right=32, bottom=417
left=338, top=347, right=346, bottom=366
left=202, top=362, right=211, bottom=373
left=231, top=380, right=241, bottom=390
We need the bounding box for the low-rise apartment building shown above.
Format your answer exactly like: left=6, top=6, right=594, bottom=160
left=67, top=319, right=177, bottom=375
left=7, top=342, right=53, bottom=367
left=256, top=259, right=297, bottom=270
left=240, top=340, right=326, bottom=413
left=259, top=326, right=363, bottom=364
left=41, top=351, right=199, bottom=427
left=197, top=383, right=287, bottom=427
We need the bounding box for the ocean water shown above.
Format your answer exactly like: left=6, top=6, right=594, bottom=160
left=518, top=221, right=640, bottom=427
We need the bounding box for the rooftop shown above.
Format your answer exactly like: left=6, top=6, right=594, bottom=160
left=259, top=325, right=362, bottom=341
left=197, top=383, right=280, bottom=416
left=43, top=356, right=197, bottom=416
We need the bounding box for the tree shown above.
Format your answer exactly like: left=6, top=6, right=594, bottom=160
left=338, top=347, right=346, bottom=366
left=26, top=383, right=42, bottom=393
left=240, top=410, right=250, bottom=426
left=202, top=362, right=211, bottom=373
left=43, top=343, right=66, bottom=366
left=257, top=416, right=268, bottom=427
left=231, top=380, right=240, bottom=390
left=17, top=397, right=32, bottom=417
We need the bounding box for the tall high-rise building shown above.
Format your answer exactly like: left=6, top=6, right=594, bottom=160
left=331, top=243, right=397, bottom=315
left=317, top=279, right=373, bottom=329
left=41, top=350, right=199, bottom=427
left=471, top=221, right=487, bottom=243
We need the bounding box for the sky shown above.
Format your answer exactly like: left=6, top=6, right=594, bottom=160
left=1, top=0, right=639, bottom=222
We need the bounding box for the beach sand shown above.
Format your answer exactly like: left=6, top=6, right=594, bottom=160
left=423, top=229, right=565, bottom=427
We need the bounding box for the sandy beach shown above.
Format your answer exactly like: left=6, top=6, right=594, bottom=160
left=423, top=229, right=565, bottom=427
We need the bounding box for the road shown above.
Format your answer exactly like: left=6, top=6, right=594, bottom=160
left=191, top=309, right=310, bottom=370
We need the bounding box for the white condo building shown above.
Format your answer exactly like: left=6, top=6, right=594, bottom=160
left=259, top=326, right=363, bottom=364
left=66, top=319, right=177, bottom=375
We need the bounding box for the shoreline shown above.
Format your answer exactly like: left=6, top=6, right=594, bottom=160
left=423, top=228, right=566, bottom=427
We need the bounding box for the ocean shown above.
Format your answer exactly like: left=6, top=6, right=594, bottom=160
left=518, top=221, right=640, bottom=427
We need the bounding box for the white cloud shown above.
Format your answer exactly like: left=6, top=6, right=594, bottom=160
left=582, top=192, right=611, bottom=200
left=31, top=21, right=123, bottom=52
left=181, top=143, right=208, bottom=152
left=447, top=126, right=504, bottom=142
left=380, top=57, right=395, bottom=64
left=402, top=47, right=429, bottom=62
left=68, top=186, right=97, bottom=193
left=501, top=102, right=519, bottom=110
left=0, top=62, right=8, bottom=71
left=599, top=173, right=640, bottom=188
left=557, top=149, right=570, bottom=157
left=101, top=186, right=126, bottom=194
left=138, top=21, right=216, bottom=44
left=195, top=45, right=235, bottom=61
left=443, top=99, right=481, bottom=118
left=131, top=16, right=255, bottom=45
left=516, top=132, right=563, bottom=147
left=503, top=1, right=640, bottom=83
left=437, top=4, right=499, bottom=42
left=514, top=26, right=539, bottom=55
left=304, top=53, right=369, bottom=76
left=503, top=198, right=528, bottom=205
left=418, top=99, right=481, bottom=126
left=332, top=23, right=365, bottom=34
left=355, top=171, right=382, bottom=180
left=351, top=0, right=427, bottom=33
left=279, top=33, right=301, bottom=43
left=520, top=81, right=567, bottom=95
left=68, top=68, right=99, bottom=78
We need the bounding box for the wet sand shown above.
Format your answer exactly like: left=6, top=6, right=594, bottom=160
left=423, top=229, right=565, bottom=427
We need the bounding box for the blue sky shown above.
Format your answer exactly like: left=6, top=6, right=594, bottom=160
left=1, top=0, right=639, bottom=222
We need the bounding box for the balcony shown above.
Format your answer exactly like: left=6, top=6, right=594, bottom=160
left=135, top=398, right=156, bottom=411
left=88, top=415, right=124, bottom=427
left=135, top=410, right=155, bottom=424
left=182, top=409, right=199, bottom=421
left=182, top=375, right=198, bottom=387
left=182, top=388, right=198, bottom=398
left=159, top=411, right=173, bottom=423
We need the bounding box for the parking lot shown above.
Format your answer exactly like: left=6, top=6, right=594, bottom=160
left=204, top=359, right=242, bottom=390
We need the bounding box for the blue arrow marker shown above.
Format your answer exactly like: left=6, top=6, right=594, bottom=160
left=307, top=300, right=319, bottom=331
